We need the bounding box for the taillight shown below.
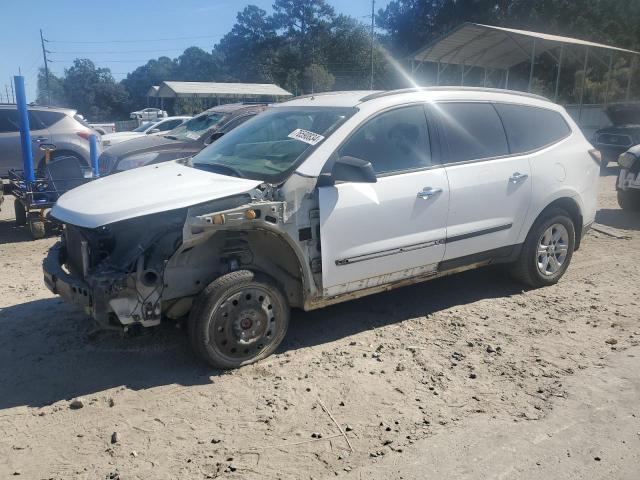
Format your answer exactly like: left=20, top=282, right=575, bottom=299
left=588, top=149, right=601, bottom=164
left=76, top=131, right=91, bottom=141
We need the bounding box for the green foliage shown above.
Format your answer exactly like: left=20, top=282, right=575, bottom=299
left=35, top=0, right=640, bottom=120
left=36, top=68, right=66, bottom=106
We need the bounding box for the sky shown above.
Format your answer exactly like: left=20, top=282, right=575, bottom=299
left=0, top=0, right=391, bottom=103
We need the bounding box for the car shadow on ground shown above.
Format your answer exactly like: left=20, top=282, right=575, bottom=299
left=596, top=207, right=640, bottom=231
left=0, top=266, right=521, bottom=411
left=0, top=217, right=32, bottom=244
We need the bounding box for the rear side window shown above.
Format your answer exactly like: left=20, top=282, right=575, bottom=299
left=339, top=105, right=432, bottom=174
left=0, top=110, right=18, bottom=133
left=0, top=110, right=45, bottom=132
left=435, top=102, right=509, bottom=163
left=494, top=104, right=571, bottom=153
left=33, top=110, right=65, bottom=128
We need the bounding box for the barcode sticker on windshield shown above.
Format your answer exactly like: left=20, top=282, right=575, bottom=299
left=288, top=128, right=324, bottom=145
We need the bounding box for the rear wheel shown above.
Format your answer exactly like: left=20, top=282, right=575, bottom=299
left=14, top=199, right=27, bottom=226
left=188, top=270, right=289, bottom=369
left=617, top=189, right=640, bottom=211
left=510, top=208, right=575, bottom=288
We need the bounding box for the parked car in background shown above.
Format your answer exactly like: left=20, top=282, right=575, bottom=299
left=0, top=104, right=95, bottom=177
left=45, top=88, right=599, bottom=369
left=102, top=116, right=191, bottom=148
left=98, top=103, right=267, bottom=174
left=90, top=123, right=116, bottom=135
left=615, top=144, right=640, bottom=210
left=593, top=103, right=640, bottom=171
left=130, top=108, right=168, bottom=122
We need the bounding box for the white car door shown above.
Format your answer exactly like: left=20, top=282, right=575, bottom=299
left=431, top=102, right=532, bottom=262
left=319, top=104, right=449, bottom=297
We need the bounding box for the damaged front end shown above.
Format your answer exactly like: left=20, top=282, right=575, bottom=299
left=42, top=183, right=304, bottom=331
left=44, top=208, right=187, bottom=328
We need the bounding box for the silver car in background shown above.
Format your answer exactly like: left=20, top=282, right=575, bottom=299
left=0, top=105, right=95, bottom=177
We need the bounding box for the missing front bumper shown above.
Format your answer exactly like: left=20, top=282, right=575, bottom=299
left=43, top=242, right=92, bottom=310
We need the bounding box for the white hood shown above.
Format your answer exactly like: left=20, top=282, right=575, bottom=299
left=52, top=160, right=262, bottom=228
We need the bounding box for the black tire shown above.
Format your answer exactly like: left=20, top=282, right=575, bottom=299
left=27, top=214, right=46, bottom=239
left=37, top=151, right=86, bottom=176
left=14, top=199, right=27, bottom=226
left=510, top=207, right=575, bottom=288
left=188, top=270, right=289, bottom=369
left=617, top=189, right=640, bottom=211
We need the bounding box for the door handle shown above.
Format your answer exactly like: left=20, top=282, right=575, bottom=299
left=34, top=136, right=49, bottom=143
left=417, top=187, right=443, bottom=200
left=509, top=172, right=528, bottom=184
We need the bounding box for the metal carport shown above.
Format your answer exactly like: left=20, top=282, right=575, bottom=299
left=410, top=23, right=640, bottom=117
left=156, top=81, right=292, bottom=104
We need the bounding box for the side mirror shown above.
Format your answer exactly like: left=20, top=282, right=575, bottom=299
left=321, top=156, right=377, bottom=185
left=148, top=128, right=160, bottom=134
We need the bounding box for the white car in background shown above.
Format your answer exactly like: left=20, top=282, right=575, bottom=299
left=130, top=108, right=168, bottom=122
left=101, top=116, right=191, bottom=148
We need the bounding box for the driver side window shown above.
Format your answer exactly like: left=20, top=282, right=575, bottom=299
left=338, top=105, right=432, bottom=174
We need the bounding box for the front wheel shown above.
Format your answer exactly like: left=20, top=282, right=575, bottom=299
left=510, top=208, right=575, bottom=288
left=188, top=270, right=290, bottom=369
left=617, top=189, right=640, bottom=211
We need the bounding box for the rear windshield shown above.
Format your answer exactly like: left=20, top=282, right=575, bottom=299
left=166, top=111, right=226, bottom=141
left=191, top=106, right=354, bottom=182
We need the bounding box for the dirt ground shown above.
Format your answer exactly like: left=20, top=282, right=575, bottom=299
left=0, top=171, right=639, bottom=480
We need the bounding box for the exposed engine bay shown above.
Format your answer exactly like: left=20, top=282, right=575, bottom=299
left=49, top=178, right=321, bottom=330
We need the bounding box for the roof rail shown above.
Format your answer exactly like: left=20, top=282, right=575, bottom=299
left=359, top=87, right=550, bottom=103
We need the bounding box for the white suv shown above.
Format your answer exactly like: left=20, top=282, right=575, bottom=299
left=44, top=88, right=600, bottom=368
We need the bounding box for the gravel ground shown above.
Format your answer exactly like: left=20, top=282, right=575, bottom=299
left=0, top=171, right=639, bottom=479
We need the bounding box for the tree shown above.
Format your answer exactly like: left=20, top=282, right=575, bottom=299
left=216, top=5, right=280, bottom=83
left=121, top=56, right=176, bottom=112
left=63, top=59, right=129, bottom=121
left=36, top=68, right=66, bottom=106
left=303, top=63, right=335, bottom=92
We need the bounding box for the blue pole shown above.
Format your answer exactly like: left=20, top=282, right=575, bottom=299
left=14, top=75, right=35, bottom=183
left=89, top=134, right=99, bottom=177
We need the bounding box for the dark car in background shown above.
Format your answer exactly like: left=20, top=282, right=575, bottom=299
left=593, top=103, right=640, bottom=171
left=0, top=104, right=94, bottom=177
left=98, top=103, right=268, bottom=175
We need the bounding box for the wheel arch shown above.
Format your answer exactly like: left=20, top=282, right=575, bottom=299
left=243, top=228, right=309, bottom=308
left=530, top=196, right=584, bottom=249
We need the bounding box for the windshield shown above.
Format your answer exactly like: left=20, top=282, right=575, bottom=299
left=166, top=111, right=226, bottom=141
left=133, top=121, right=157, bottom=132
left=190, top=106, right=354, bottom=182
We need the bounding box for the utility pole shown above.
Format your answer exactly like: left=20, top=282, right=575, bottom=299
left=40, top=28, right=51, bottom=105
left=370, top=0, right=375, bottom=90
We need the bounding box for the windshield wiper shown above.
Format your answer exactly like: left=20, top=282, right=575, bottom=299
left=192, top=163, right=245, bottom=178
left=163, top=135, right=179, bottom=140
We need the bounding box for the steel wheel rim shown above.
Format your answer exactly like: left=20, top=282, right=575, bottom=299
left=536, top=223, right=569, bottom=276
left=210, top=286, right=276, bottom=361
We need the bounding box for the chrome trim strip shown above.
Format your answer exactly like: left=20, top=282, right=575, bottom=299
left=446, top=223, right=513, bottom=243
left=335, top=238, right=444, bottom=266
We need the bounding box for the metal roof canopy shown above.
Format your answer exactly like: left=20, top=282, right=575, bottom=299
left=410, top=23, right=640, bottom=112
left=146, top=85, right=160, bottom=97
left=156, top=81, right=292, bottom=99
